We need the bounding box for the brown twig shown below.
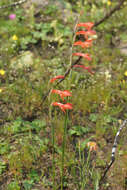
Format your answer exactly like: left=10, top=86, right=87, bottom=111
left=98, top=119, right=127, bottom=189
left=56, top=56, right=82, bottom=85
left=94, top=0, right=126, bottom=27
left=42, top=0, right=126, bottom=104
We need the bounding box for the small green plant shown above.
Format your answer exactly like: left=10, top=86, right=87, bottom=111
left=23, top=180, right=34, bottom=190
left=6, top=117, right=46, bottom=134
left=0, top=161, right=6, bottom=174
left=0, top=142, right=10, bottom=155
left=69, top=125, right=90, bottom=136
left=7, top=181, right=20, bottom=190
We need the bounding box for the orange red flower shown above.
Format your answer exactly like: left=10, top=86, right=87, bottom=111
left=51, top=89, right=72, bottom=100
left=76, top=30, right=96, bottom=39
left=74, top=40, right=92, bottom=48
left=73, top=65, right=94, bottom=74
left=52, top=102, right=73, bottom=113
left=76, top=22, right=94, bottom=30
left=50, top=21, right=95, bottom=115
left=50, top=75, right=64, bottom=83
left=87, top=142, right=97, bottom=151
left=73, top=53, right=92, bottom=61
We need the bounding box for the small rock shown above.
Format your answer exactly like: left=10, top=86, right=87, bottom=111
left=10, top=51, right=34, bottom=70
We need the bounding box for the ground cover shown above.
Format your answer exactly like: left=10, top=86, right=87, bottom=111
left=0, top=0, right=127, bottom=189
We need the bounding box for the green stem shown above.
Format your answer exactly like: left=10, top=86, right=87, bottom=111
left=52, top=122, right=55, bottom=190
left=61, top=112, right=68, bottom=190
left=50, top=106, right=56, bottom=190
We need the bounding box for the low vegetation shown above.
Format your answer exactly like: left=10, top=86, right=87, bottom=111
left=0, top=0, right=127, bottom=189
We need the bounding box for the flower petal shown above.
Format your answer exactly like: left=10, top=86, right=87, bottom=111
left=52, top=102, right=65, bottom=112
left=87, top=142, right=97, bottom=151
left=62, top=90, right=72, bottom=97
left=63, top=103, right=73, bottom=110
left=50, top=75, right=64, bottom=83
left=74, top=40, right=92, bottom=48
left=51, top=89, right=72, bottom=100
left=76, top=22, right=94, bottom=30
left=0, top=69, right=5, bottom=75
left=76, top=31, right=86, bottom=35
left=124, top=71, right=127, bottom=77
left=52, top=102, right=73, bottom=113
left=76, top=30, right=96, bottom=39
left=12, top=35, right=18, bottom=41
left=73, top=65, right=94, bottom=74
left=9, top=14, right=16, bottom=20
left=73, top=53, right=92, bottom=61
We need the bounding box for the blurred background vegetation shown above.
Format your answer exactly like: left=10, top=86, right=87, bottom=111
left=0, top=0, right=127, bottom=189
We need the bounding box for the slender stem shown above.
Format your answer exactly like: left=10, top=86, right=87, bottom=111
left=52, top=123, right=55, bottom=190
left=69, top=12, right=81, bottom=67
left=78, top=140, right=84, bottom=189
left=61, top=112, right=68, bottom=190
left=50, top=106, right=56, bottom=190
